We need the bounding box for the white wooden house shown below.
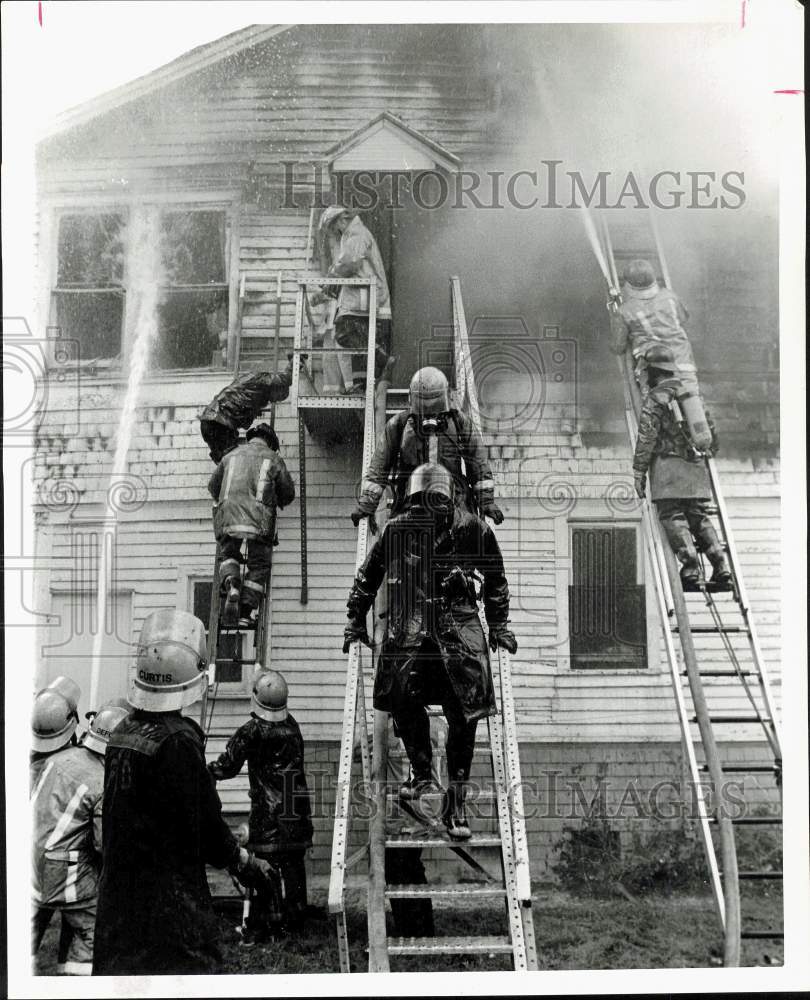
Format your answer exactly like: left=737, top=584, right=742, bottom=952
left=33, top=24, right=781, bottom=880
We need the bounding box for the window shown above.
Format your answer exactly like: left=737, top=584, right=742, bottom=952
left=52, top=213, right=126, bottom=362
left=155, top=210, right=230, bottom=370
left=568, top=525, right=647, bottom=669
left=192, top=580, right=248, bottom=684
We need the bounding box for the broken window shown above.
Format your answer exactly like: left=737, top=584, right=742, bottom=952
left=52, top=213, right=126, bottom=363
left=154, top=210, right=230, bottom=370
left=192, top=580, right=246, bottom=685
left=568, top=525, right=647, bottom=669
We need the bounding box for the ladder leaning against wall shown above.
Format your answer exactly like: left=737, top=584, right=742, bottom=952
left=325, top=275, right=539, bottom=972
left=602, top=216, right=783, bottom=968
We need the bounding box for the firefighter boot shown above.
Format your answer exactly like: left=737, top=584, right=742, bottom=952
left=662, top=518, right=702, bottom=591
left=695, top=521, right=732, bottom=589
left=442, top=771, right=471, bottom=841
left=222, top=578, right=241, bottom=627
left=399, top=762, right=436, bottom=802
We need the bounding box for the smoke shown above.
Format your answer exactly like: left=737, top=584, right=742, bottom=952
left=90, top=207, right=162, bottom=708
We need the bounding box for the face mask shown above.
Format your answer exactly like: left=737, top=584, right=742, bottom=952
left=419, top=412, right=450, bottom=436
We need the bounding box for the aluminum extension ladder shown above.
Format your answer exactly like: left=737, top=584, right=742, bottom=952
left=603, top=216, right=783, bottom=967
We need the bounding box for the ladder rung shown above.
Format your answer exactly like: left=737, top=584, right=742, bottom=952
left=214, top=657, right=256, bottom=665
left=690, top=716, right=770, bottom=724
left=387, top=935, right=513, bottom=956
left=673, top=625, right=743, bottom=633
left=385, top=834, right=502, bottom=849
left=740, top=930, right=785, bottom=940
left=684, top=670, right=755, bottom=677
left=738, top=871, right=783, bottom=880
left=385, top=883, right=506, bottom=899
left=698, top=764, right=780, bottom=773
left=709, top=816, right=782, bottom=825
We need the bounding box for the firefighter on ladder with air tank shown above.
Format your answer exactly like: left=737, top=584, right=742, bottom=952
left=343, top=462, right=516, bottom=841
left=208, top=423, right=296, bottom=628
left=631, top=345, right=732, bottom=592
left=350, top=366, right=504, bottom=531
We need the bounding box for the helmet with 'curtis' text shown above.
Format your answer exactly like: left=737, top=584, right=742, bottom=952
left=128, top=610, right=208, bottom=712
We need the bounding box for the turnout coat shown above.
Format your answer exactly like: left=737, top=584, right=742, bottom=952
left=633, top=380, right=717, bottom=500
left=208, top=713, right=313, bottom=852
left=30, top=745, right=104, bottom=910
left=208, top=438, right=295, bottom=542
left=93, top=712, right=241, bottom=975
left=358, top=408, right=496, bottom=517
left=347, top=507, right=510, bottom=722
left=200, top=370, right=291, bottom=433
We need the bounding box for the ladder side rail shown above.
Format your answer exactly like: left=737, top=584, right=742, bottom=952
left=494, top=650, right=538, bottom=968
left=705, top=456, right=783, bottom=760
left=488, top=714, right=531, bottom=970
left=450, top=276, right=480, bottom=431
left=231, top=272, right=246, bottom=373
left=663, top=539, right=741, bottom=966
left=450, top=276, right=467, bottom=410
left=201, top=546, right=223, bottom=731
left=618, top=355, right=725, bottom=921
left=256, top=513, right=276, bottom=667
left=494, top=649, right=533, bottom=904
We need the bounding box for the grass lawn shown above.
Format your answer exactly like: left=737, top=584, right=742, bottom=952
left=33, top=883, right=782, bottom=976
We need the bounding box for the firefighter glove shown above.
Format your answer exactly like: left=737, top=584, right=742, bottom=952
left=489, top=626, right=518, bottom=655
left=481, top=501, right=504, bottom=525
left=634, top=472, right=646, bottom=499
left=350, top=507, right=378, bottom=534
left=343, top=619, right=371, bottom=654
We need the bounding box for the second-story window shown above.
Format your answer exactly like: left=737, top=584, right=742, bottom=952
left=154, top=209, right=230, bottom=370
left=52, top=213, right=126, bottom=364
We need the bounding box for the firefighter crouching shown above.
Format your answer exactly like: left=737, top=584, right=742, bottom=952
left=209, top=423, right=295, bottom=628
left=343, top=463, right=517, bottom=840
left=351, top=366, right=504, bottom=531
left=208, top=668, right=318, bottom=945
left=199, top=359, right=293, bottom=464
left=632, top=346, right=732, bottom=591
left=92, top=610, right=275, bottom=975
left=31, top=679, right=128, bottom=975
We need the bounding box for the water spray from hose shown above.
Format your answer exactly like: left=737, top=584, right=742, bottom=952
left=89, top=208, right=161, bottom=710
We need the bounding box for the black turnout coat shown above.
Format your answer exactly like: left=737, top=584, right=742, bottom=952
left=347, top=507, right=510, bottom=722
left=93, top=712, right=241, bottom=976
left=208, top=713, right=313, bottom=852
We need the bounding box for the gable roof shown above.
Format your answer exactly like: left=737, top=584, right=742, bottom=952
left=43, top=24, right=293, bottom=140
left=327, top=112, right=461, bottom=172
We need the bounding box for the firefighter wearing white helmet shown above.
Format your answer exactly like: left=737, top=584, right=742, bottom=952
left=632, top=347, right=731, bottom=592
left=93, top=610, right=275, bottom=975
left=609, top=257, right=701, bottom=395
left=81, top=700, right=130, bottom=756
left=209, top=667, right=316, bottom=944
left=351, top=365, right=503, bottom=530
left=344, top=463, right=516, bottom=840
left=31, top=678, right=105, bottom=975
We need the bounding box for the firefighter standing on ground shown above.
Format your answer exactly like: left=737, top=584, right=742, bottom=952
left=632, top=346, right=732, bottom=591
left=208, top=668, right=316, bottom=945
left=31, top=679, right=128, bottom=975
left=343, top=463, right=516, bottom=840
left=209, top=423, right=295, bottom=627
left=351, top=366, right=504, bottom=530
left=92, top=610, right=275, bottom=975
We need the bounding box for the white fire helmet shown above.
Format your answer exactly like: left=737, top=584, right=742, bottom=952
left=128, top=610, right=208, bottom=712
left=251, top=669, right=289, bottom=722
left=82, top=700, right=131, bottom=755
left=31, top=676, right=81, bottom=753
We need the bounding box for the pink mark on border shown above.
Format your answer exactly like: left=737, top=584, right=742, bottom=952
left=38, top=1, right=42, bottom=26
left=773, top=90, right=804, bottom=95
left=741, top=0, right=746, bottom=29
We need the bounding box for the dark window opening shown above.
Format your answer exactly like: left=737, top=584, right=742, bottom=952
left=193, top=580, right=244, bottom=684
left=568, top=525, right=647, bottom=669
left=53, top=213, right=125, bottom=362
left=155, top=210, right=229, bottom=370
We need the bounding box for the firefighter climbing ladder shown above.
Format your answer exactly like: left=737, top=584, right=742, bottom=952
left=319, top=275, right=537, bottom=972
left=599, top=213, right=783, bottom=967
